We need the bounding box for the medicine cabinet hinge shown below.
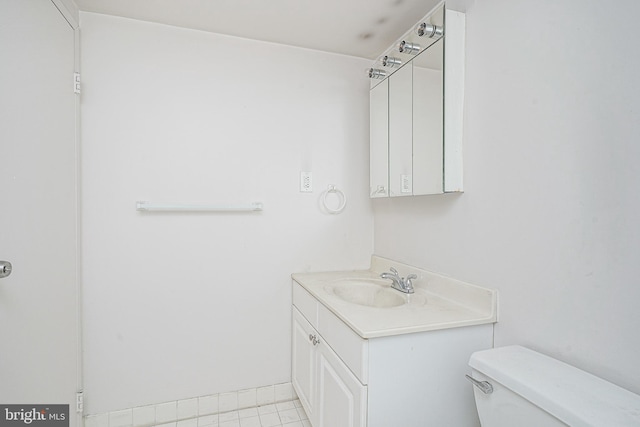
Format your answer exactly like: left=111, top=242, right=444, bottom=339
left=73, top=72, right=81, bottom=94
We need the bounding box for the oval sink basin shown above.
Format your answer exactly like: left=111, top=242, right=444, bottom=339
left=327, top=280, right=405, bottom=308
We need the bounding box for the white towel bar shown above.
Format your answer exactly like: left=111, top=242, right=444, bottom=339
left=136, top=201, right=263, bottom=212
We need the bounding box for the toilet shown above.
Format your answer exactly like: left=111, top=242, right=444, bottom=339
left=467, top=345, right=640, bottom=426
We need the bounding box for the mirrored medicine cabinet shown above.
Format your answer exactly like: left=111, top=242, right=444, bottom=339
left=369, top=4, right=465, bottom=198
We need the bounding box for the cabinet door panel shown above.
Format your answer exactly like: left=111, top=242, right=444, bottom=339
left=292, top=308, right=316, bottom=421
left=316, top=342, right=367, bottom=427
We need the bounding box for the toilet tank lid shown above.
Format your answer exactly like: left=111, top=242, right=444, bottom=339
left=469, top=345, right=640, bottom=427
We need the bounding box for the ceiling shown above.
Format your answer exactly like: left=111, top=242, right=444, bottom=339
left=74, top=0, right=442, bottom=59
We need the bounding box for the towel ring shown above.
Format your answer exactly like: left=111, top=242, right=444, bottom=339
left=323, top=185, right=347, bottom=214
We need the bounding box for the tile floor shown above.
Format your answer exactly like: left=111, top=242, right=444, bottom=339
left=154, top=400, right=311, bottom=427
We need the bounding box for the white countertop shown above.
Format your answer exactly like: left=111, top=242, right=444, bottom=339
left=292, top=256, right=498, bottom=339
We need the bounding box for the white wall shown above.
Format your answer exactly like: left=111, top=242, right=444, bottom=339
left=374, top=0, right=640, bottom=394
left=80, top=13, right=373, bottom=413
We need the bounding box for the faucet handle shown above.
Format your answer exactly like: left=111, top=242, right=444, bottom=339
left=390, top=267, right=399, bottom=276
left=405, top=274, right=417, bottom=287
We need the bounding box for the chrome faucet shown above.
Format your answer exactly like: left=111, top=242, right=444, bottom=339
left=380, top=267, right=417, bottom=294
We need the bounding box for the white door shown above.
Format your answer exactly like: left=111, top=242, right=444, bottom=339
left=0, top=1, right=79, bottom=425
left=316, top=341, right=367, bottom=427
left=291, top=308, right=316, bottom=422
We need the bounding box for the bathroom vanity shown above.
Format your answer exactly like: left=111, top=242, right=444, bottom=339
left=291, top=256, right=497, bottom=427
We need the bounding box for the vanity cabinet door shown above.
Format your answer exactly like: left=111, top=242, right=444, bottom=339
left=316, top=340, right=367, bottom=427
left=292, top=308, right=317, bottom=422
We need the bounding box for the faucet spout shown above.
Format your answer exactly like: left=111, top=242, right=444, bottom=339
left=380, top=271, right=401, bottom=288
left=380, top=268, right=415, bottom=294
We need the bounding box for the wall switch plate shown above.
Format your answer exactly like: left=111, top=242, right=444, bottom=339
left=300, top=172, right=313, bottom=192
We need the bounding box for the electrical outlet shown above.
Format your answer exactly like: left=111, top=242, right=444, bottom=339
left=401, top=174, right=412, bottom=193
left=300, top=172, right=313, bottom=192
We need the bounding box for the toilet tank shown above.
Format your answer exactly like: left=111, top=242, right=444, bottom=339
left=468, top=345, right=640, bottom=427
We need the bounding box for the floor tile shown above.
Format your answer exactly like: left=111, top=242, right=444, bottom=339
left=90, top=397, right=313, bottom=427
left=219, top=411, right=239, bottom=423
left=257, top=405, right=277, bottom=416
left=278, top=409, right=300, bottom=424
left=238, top=417, right=261, bottom=427
left=177, top=419, right=198, bottom=427
left=197, top=414, right=218, bottom=426
left=295, top=407, right=307, bottom=421
left=258, top=412, right=281, bottom=427
left=275, top=401, right=295, bottom=412
left=110, top=409, right=133, bottom=427
left=237, top=408, right=258, bottom=419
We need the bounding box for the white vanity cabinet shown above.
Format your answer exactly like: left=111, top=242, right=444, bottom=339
left=292, top=280, right=494, bottom=427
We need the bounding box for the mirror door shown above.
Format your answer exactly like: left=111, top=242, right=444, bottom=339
left=412, top=38, right=444, bottom=195
left=388, top=64, right=413, bottom=196
left=370, top=79, right=389, bottom=198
